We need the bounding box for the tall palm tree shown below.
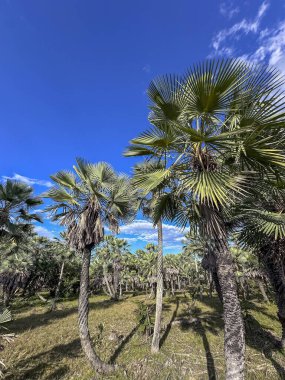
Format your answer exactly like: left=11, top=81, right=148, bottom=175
left=133, top=159, right=178, bottom=353
left=125, top=59, right=285, bottom=379
left=44, top=158, right=136, bottom=374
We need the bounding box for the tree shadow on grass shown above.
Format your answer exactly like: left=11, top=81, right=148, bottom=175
left=4, top=339, right=81, bottom=380
left=159, top=299, right=179, bottom=349
left=109, top=300, right=174, bottom=364
left=242, top=300, right=279, bottom=322
left=244, top=312, right=285, bottom=379
left=8, top=299, right=116, bottom=334
left=196, top=295, right=223, bottom=315
left=109, top=323, right=142, bottom=364
left=199, top=295, right=285, bottom=378
left=44, top=366, right=70, bottom=380
left=178, top=304, right=220, bottom=380
left=196, top=320, right=217, bottom=380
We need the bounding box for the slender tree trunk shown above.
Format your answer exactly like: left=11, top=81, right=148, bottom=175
left=151, top=218, right=163, bottom=353
left=103, top=265, right=115, bottom=299
left=78, top=248, right=114, bottom=373
left=177, top=275, right=181, bottom=291
left=149, top=283, right=155, bottom=298
left=215, top=237, right=245, bottom=380
left=170, top=278, right=175, bottom=296
left=209, top=272, right=213, bottom=298
left=50, top=261, right=65, bottom=311
left=113, top=260, right=120, bottom=300
left=165, top=281, right=170, bottom=297
left=202, top=251, right=223, bottom=302
left=257, top=279, right=270, bottom=303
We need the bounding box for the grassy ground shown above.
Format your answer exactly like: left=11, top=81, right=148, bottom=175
left=1, top=293, right=285, bottom=380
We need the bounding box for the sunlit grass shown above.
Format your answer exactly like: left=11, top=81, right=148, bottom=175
left=1, top=293, right=284, bottom=379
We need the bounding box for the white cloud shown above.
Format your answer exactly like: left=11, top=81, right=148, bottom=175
left=2, top=173, right=52, bottom=188
left=234, top=20, right=285, bottom=76
left=33, top=209, right=44, bottom=214
left=123, top=237, right=139, bottom=243
left=219, top=1, right=239, bottom=19
left=210, top=1, right=285, bottom=77
left=118, top=219, right=186, bottom=248
left=164, top=245, right=184, bottom=251
left=34, top=226, right=55, bottom=239
left=212, top=1, right=270, bottom=52
left=255, top=21, right=285, bottom=69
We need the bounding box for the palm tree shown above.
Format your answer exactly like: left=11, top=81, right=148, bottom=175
left=50, top=233, right=75, bottom=311
left=133, top=160, right=178, bottom=353
left=0, top=179, right=42, bottom=243
left=234, top=180, right=285, bottom=346
left=44, top=158, right=136, bottom=374
left=135, top=246, right=157, bottom=293
left=125, top=59, right=285, bottom=379
left=95, top=235, right=130, bottom=300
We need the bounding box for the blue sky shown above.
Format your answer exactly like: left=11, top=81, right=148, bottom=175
left=1, top=0, right=285, bottom=252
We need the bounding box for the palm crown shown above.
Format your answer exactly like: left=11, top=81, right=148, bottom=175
left=0, top=180, right=42, bottom=241
left=124, top=59, right=285, bottom=379
left=125, top=59, right=285, bottom=234
left=44, top=158, right=137, bottom=251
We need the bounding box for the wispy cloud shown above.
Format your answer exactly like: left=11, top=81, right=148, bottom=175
left=123, top=237, right=139, bottom=243
left=248, top=20, right=285, bottom=72
left=211, top=1, right=285, bottom=77
left=219, top=1, right=239, bottom=19
left=164, top=245, right=184, bottom=251
left=34, top=226, right=55, bottom=239
left=212, top=1, right=270, bottom=53
left=118, top=219, right=186, bottom=249
left=2, top=173, right=52, bottom=188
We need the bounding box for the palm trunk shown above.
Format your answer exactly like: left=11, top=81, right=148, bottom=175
left=202, top=251, right=223, bottom=302
left=177, top=275, right=181, bottom=291
left=215, top=236, right=245, bottom=380
left=78, top=248, right=114, bottom=373
left=113, top=260, right=120, bottom=300
left=257, top=279, right=270, bottom=303
left=151, top=218, right=163, bottom=353
left=103, top=265, right=115, bottom=299
left=149, top=283, right=155, bottom=298
left=170, top=278, right=175, bottom=296
left=50, top=261, right=65, bottom=311
left=209, top=272, right=213, bottom=298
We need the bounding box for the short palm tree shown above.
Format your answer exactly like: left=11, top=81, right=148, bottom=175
left=95, top=235, right=130, bottom=300
left=135, top=246, right=157, bottom=292
left=125, top=59, right=285, bottom=379
left=0, top=179, right=42, bottom=243
left=44, top=158, right=136, bottom=374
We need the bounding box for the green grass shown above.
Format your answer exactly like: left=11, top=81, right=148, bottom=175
left=1, top=293, right=285, bottom=379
